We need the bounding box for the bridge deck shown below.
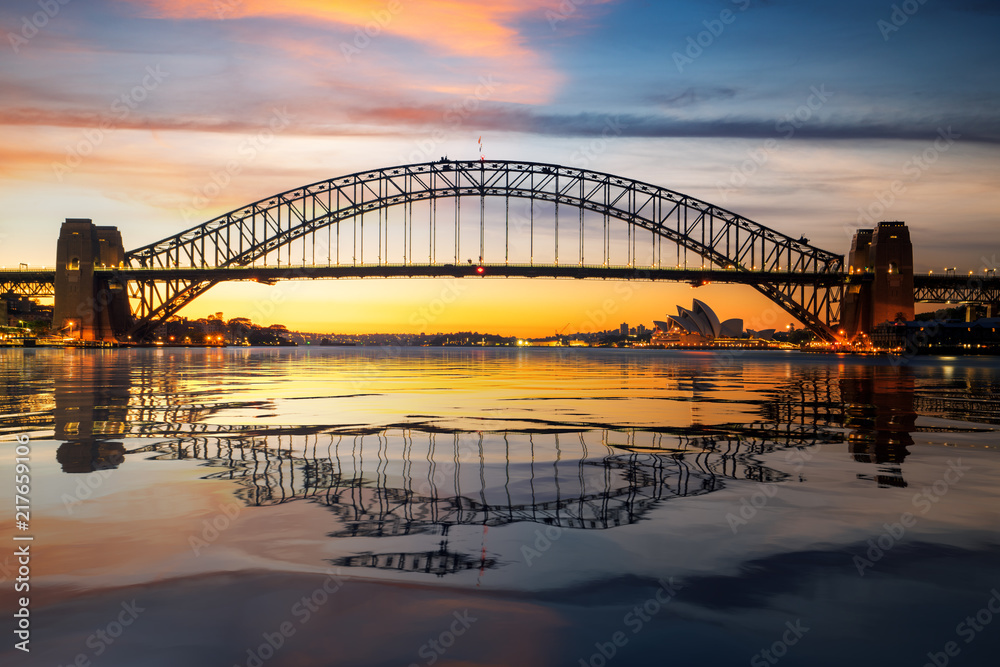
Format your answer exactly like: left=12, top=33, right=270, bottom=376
left=99, top=263, right=842, bottom=286
left=0, top=269, right=56, bottom=280
left=2, top=267, right=997, bottom=302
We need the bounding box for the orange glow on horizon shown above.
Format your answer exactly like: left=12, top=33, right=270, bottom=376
left=182, top=279, right=786, bottom=337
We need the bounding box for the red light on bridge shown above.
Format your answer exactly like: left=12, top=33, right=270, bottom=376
left=476, top=266, right=485, bottom=275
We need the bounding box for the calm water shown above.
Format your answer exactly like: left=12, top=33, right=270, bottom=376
left=1, top=348, right=999, bottom=666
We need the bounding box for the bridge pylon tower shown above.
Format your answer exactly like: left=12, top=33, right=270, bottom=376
left=841, top=221, right=914, bottom=339
left=52, top=218, right=133, bottom=342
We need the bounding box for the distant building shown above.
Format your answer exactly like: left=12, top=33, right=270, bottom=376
left=745, top=328, right=776, bottom=341
left=1, top=293, right=52, bottom=327
left=620, top=322, right=628, bottom=337
left=872, top=318, right=1000, bottom=352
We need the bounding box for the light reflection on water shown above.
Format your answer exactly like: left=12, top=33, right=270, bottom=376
left=1, top=348, right=999, bottom=666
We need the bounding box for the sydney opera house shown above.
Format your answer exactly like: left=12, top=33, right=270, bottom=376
left=653, top=299, right=775, bottom=345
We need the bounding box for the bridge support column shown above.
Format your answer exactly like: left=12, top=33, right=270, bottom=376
left=52, top=219, right=132, bottom=342
left=841, top=229, right=874, bottom=339
left=841, top=221, right=914, bottom=339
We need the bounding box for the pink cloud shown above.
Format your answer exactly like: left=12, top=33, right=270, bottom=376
left=124, top=0, right=615, bottom=104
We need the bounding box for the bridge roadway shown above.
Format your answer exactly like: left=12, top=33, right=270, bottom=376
left=98, top=263, right=843, bottom=286
left=3, top=266, right=998, bottom=302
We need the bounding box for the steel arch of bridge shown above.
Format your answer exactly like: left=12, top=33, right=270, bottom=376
left=121, top=160, right=845, bottom=340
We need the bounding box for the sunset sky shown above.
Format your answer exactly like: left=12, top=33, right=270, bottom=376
left=1, top=0, right=998, bottom=335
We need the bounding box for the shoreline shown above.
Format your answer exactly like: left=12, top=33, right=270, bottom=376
left=3, top=341, right=998, bottom=357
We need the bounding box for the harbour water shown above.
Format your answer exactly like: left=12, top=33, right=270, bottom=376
left=1, top=347, right=999, bottom=666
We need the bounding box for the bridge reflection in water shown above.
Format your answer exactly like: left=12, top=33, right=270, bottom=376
left=121, top=429, right=800, bottom=576
left=6, top=351, right=992, bottom=577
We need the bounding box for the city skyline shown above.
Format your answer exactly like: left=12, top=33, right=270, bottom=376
left=2, top=0, right=998, bottom=335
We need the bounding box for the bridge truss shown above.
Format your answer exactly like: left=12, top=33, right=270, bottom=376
left=0, top=270, right=55, bottom=298
left=913, top=274, right=1000, bottom=305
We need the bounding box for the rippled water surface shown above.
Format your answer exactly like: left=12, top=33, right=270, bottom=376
left=1, top=348, right=999, bottom=666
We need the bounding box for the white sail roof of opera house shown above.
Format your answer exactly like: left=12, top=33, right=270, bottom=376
left=693, top=299, right=723, bottom=337
left=657, top=300, right=745, bottom=338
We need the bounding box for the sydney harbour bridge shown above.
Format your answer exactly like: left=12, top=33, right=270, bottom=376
left=1, top=159, right=998, bottom=342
